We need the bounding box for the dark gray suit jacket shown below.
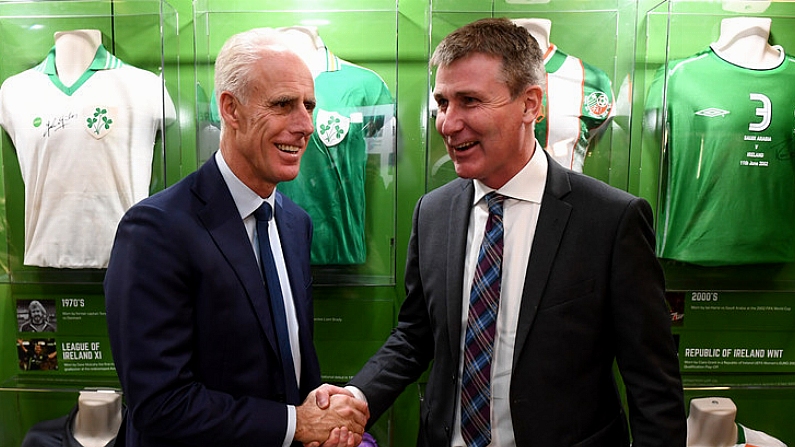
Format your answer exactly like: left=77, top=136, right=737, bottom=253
left=105, top=156, right=320, bottom=447
left=349, top=152, right=686, bottom=446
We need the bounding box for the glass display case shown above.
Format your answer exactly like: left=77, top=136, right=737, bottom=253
left=0, top=1, right=179, bottom=445
left=0, top=0, right=180, bottom=285
left=1, top=0, right=794, bottom=445
left=637, top=2, right=795, bottom=444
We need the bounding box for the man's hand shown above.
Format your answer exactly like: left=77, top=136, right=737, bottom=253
left=296, top=384, right=369, bottom=447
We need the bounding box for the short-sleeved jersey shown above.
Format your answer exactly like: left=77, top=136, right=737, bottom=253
left=0, top=45, right=175, bottom=269
left=536, top=44, right=614, bottom=172
left=648, top=47, right=795, bottom=265
left=280, top=47, right=393, bottom=265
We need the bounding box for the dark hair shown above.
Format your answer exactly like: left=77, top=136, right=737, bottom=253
left=431, top=17, right=545, bottom=98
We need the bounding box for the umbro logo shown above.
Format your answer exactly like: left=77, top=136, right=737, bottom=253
left=695, top=108, right=730, bottom=118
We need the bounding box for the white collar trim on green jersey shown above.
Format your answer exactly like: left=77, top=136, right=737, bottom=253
left=34, top=44, right=124, bottom=96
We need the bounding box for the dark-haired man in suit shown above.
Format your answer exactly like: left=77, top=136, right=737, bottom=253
left=343, top=18, right=686, bottom=447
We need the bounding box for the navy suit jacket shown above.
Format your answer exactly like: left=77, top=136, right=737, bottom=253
left=105, top=156, right=320, bottom=447
left=349, top=152, right=686, bottom=446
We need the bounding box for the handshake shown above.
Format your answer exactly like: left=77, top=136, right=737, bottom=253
left=295, top=384, right=372, bottom=447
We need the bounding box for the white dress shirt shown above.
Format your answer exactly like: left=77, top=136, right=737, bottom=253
left=347, top=145, right=548, bottom=446
left=451, top=144, right=548, bottom=447
left=215, top=151, right=301, bottom=447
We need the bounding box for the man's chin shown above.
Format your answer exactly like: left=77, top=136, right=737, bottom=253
left=452, top=163, right=477, bottom=180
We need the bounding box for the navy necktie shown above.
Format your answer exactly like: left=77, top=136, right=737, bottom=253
left=254, top=202, right=299, bottom=404
left=461, top=192, right=506, bottom=447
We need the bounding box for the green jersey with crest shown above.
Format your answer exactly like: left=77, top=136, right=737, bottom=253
left=277, top=47, right=393, bottom=265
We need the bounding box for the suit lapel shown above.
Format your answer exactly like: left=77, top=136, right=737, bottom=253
left=192, top=158, right=280, bottom=357
left=446, top=181, right=474, bottom=362
left=513, top=156, right=572, bottom=365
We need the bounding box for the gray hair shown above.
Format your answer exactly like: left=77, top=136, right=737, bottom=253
left=431, top=17, right=546, bottom=98
left=214, top=27, right=285, bottom=107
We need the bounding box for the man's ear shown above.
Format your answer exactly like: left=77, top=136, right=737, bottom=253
left=522, top=84, right=544, bottom=124
left=218, top=91, right=240, bottom=130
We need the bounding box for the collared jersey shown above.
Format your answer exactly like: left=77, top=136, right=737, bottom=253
left=536, top=44, right=614, bottom=172
left=279, top=47, right=393, bottom=265
left=0, top=44, right=175, bottom=268
left=648, top=47, right=795, bottom=265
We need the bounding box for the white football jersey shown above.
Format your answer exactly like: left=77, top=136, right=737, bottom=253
left=0, top=45, right=176, bottom=268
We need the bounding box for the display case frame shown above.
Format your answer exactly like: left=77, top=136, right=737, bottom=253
left=638, top=0, right=795, bottom=288
left=0, top=1, right=179, bottom=445
left=636, top=2, right=795, bottom=445
left=0, top=0, right=181, bottom=286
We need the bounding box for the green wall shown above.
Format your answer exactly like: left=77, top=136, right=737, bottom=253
left=3, top=1, right=795, bottom=446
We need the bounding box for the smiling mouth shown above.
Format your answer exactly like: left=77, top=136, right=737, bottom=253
left=276, top=144, right=302, bottom=154
left=451, top=141, right=478, bottom=151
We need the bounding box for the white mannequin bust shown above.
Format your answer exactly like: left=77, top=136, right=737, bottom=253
left=512, top=18, right=551, bottom=53
left=710, top=17, right=783, bottom=70
left=53, top=29, right=102, bottom=86
left=72, top=389, right=123, bottom=447
left=686, top=397, right=738, bottom=447
left=274, top=25, right=323, bottom=77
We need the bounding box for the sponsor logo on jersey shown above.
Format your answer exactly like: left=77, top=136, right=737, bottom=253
left=316, top=109, right=350, bottom=147
left=85, top=106, right=115, bottom=139
left=585, top=91, right=611, bottom=118
left=695, top=107, right=730, bottom=118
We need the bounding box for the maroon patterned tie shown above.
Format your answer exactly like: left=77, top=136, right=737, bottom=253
left=461, top=192, right=505, bottom=447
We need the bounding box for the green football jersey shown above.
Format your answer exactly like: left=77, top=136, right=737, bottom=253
left=276, top=48, right=394, bottom=265
left=648, top=47, right=795, bottom=265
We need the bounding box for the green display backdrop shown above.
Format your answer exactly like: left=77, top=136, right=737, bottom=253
left=2, top=0, right=795, bottom=446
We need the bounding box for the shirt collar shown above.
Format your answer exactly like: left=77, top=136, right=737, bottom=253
left=318, top=45, right=341, bottom=73
left=37, top=44, right=123, bottom=75
left=215, top=151, right=275, bottom=220
left=472, top=140, right=548, bottom=206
